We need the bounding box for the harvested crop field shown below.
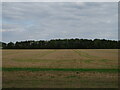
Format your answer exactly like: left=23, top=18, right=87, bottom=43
left=2, top=49, right=119, bottom=88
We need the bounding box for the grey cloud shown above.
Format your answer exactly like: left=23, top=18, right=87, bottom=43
left=2, top=2, right=118, bottom=42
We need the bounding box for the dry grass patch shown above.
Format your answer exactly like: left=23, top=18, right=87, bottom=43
left=3, top=71, right=118, bottom=88
left=2, top=49, right=118, bottom=69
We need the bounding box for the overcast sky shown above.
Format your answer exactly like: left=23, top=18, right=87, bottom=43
left=2, top=2, right=118, bottom=42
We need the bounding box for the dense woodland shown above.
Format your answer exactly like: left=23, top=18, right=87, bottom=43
left=1, top=39, right=119, bottom=49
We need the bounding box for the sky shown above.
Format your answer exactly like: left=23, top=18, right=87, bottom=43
left=2, top=2, right=118, bottom=42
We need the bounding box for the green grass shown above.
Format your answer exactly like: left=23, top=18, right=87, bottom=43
left=2, top=67, right=119, bottom=72
left=84, top=59, right=94, bottom=63
left=13, top=59, right=76, bottom=62
left=64, top=75, right=77, bottom=78
left=100, top=59, right=109, bottom=62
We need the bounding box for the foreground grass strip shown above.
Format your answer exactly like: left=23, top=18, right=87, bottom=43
left=2, top=68, right=119, bottom=72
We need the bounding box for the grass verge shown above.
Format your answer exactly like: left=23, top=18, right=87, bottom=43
left=2, top=68, right=119, bottom=72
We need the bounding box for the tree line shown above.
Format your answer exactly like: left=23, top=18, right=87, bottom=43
left=1, top=38, right=119, bottom=49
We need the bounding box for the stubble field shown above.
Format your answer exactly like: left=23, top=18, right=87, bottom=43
left=2, top=49, right=118, bottom=88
